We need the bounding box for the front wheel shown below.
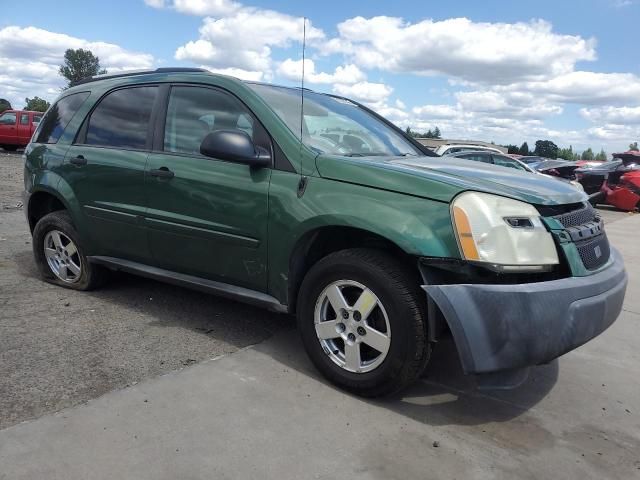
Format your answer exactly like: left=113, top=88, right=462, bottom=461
left=297, top=249, right=430, bottom=397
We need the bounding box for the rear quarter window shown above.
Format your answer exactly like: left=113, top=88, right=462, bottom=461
left=35, top=92, right=90, bottom=144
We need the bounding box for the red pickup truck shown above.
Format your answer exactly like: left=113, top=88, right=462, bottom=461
left=0, top=110, right=44, bottom=151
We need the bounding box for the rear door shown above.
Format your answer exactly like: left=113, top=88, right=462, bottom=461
left=17, top=112, right=32, bottom=145
left=0, top=111, right=17, bottom=145
left=144, top=84, right=272, bottom=291
left=61, top=85, right=159, bottom=262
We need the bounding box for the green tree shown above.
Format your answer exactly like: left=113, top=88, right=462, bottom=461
left=595, top=148, right=607, bottom=161
left=433, top=126, right=441, bottom=139
left=518, top=142, right=530, bottom=156
left=59, top=48, right=107, bottom=87
left=581, top=148, right=594, bottom=161
left=505, top=144, right=520, bottom=154
left=534, top=140, right=558, bottom=159
left=630, top=142, right=639, bottom=151
left=24, top=96, right=50, bottom=112
left=0, top=98, right=11, bottom=113
left=557, top=146, right=574, bottom=161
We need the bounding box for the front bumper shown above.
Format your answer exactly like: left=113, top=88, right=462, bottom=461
left=424, top=248, right=627, bottom=384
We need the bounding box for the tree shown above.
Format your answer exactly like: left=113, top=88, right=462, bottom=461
left=630, top=142, right=639, bottom=152
left=433, top=126, right=441, bottom=139
left=0, top=98, right=11, bottom=113
left=518, top=142, right=530, bottom=156
left=533, top=140, right=558, bottom=159
left=24, top=96, right=50, bottom=112
left=505, top=144, right=520, bottom=154
left=557, top=145, right=575, bottom=161
left=595, top=148, right=607, bottom=161
left=59, top=48, right=106, bottom=87
left=581, top=148, right=594, bottom=161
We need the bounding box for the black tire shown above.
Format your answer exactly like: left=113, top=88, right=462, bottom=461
left=297, top=248, right=430, bottom=397
left=33, top=210, right=108, bottom=290
left=2, top=145, right=18, bottom=152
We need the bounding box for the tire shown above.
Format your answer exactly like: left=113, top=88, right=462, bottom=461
left=297, top=248, right=430, bottom=397
left=32, top=210, right=108, bottom=291
left=2, top=145, right=18, bottom=152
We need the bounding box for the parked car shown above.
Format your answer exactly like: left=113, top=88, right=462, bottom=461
left=517, top=156, right=549, bottom=167
left=23, top=68, right=627, bottom=396
left=0, top=110, right=44, bottom=151
left=575, top=161, right=624, bottom=195
left=448, top=151, right=584, bottom=191
left=588, top=151, right=640, bottom=211
left=435, top=143, right=504, bottom=156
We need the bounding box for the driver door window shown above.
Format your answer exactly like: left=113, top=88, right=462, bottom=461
left=163, top=86, right=259, bottom=156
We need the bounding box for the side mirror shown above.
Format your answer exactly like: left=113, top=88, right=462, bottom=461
left=200, top=129, right=270, bottom=168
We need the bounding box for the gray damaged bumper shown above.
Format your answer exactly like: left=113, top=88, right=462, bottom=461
left=424, top=248, right=627, bottom=378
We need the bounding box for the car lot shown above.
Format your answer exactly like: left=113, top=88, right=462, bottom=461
left=1, top=150, right=638, bottom=478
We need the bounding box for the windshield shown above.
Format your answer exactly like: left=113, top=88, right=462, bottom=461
left=248, top=84, right=421, bottom=157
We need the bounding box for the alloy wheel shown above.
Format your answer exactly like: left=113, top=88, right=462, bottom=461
left=314, top=280, right=391, bottom=373
left=43, top=230, right=82, bottom=283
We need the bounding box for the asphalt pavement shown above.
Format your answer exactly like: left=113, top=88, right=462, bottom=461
left=1, top=150, right=638, bottom=479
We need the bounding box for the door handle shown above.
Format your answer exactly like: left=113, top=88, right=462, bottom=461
left=149, top=167, right=174, bottom=179
left=69, top=155, right=87, bottom=166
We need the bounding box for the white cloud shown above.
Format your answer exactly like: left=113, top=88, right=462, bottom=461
left=173, top=5, right=323, bottom=78
left=412, top=104, right=460, bottom=119
left=504, top=71, right=640, bottom=106
left=277, top=59, right=365, bottom=85
left=321, top=17, right=596, bottom=85
left=201, top=66, right=267, bottom=81
left=145, top=0, right=242, bottom=16
left=581, top=106, right=640, bottom=124
left=0, top=26, right=154, bottom=108
left=332, top=81, right=393, bottom=104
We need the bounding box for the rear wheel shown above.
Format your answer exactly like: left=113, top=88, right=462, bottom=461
left=33, top=211, right=108, bottom=290
left=297, top=248, right=430, bottom=397
left=2, top=145, right=18, bottom=152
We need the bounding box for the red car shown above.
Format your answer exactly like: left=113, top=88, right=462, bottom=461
left=0, top=110, right=44, bottom=151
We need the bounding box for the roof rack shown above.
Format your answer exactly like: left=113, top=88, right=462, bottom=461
left=70, top=67, right=208, bottom=87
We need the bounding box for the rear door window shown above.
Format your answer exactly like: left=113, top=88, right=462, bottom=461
left=35, top=92, right=90, bottom=144
left=20, top=114, right=29, bottom=125
left=460, top=153, right=491, bottom=163
left=492, top=155, right=527, bottom=171
left=84, top=86, right=157, bottom=150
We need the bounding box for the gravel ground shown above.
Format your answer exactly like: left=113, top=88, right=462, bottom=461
left=0, top=150, right=290, bottom=430
left=0, top=149, right=633, bottom=430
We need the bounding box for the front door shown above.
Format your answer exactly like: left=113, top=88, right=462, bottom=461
left=0, top=111, right=17, bottom=145
left=145, top=85, right=271, bottom=291
left=61, top=85, right=159, bottom=262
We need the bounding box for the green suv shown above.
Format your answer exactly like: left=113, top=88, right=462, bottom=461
left=23, top=68, right=627, bottom=396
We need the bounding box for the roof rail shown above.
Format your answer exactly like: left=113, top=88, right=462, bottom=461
left=70, top=67, right=208, bottom=87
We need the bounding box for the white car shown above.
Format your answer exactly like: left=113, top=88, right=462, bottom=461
left=449, top=150, right=585, bottom=191
left=435, top=144, right=505, bottom=156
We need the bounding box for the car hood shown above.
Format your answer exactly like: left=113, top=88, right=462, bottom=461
left=316, top=155, right=587, bottom=205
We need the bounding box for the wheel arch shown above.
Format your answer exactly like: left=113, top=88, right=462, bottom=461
left=287, top=225, right=419, bottom=314
left=27, top=187, right=71, bottom=233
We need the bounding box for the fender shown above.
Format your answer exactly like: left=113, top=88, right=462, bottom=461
left=27, top=173, right=89, bottom=247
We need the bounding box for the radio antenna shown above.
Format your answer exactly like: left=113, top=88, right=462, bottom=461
left=299, top=17, right=306, bottom=146
left=297, top=16, right=308, bottom=189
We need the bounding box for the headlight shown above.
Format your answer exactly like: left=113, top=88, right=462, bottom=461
left=451, top=191, right=559, bottom=271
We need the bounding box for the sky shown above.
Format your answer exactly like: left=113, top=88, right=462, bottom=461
left=1, top=0, right=639, bottom=154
